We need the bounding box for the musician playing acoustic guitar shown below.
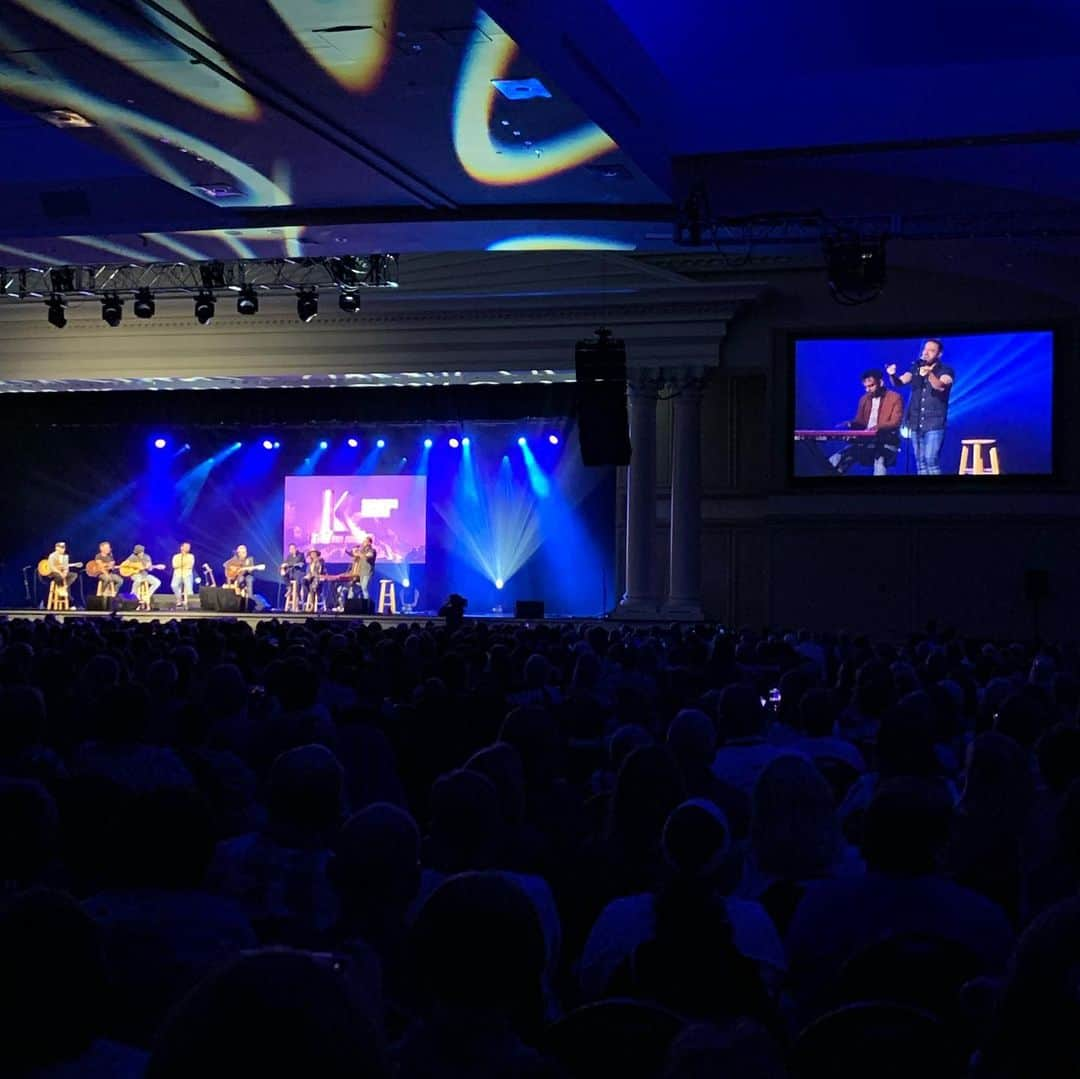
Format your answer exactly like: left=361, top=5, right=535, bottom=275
left=91, top=541, right=122, bottom=593
left=224, top=545, right=265, bottom=600
left=122, top=545, right=164, bottom=610
left=46, top=541, right=78, bottom=588
left=171, top=541, right=195, bottom=609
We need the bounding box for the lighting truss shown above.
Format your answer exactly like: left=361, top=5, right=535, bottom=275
left=0, top=254, right=399, bottom=302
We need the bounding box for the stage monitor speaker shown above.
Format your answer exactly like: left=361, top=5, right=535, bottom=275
left=515, top=600, right=545, bottom=620
left=86, top=595, right=110, bottom=612
left=576, top=331, right=631, bottom=466
left=343, top=598, right=367, bottom=615
left=117, top=597, right=139, bottom=612
left=199, top=587, right=219, bottom=612
left=217, top=589, right=248, bottom=613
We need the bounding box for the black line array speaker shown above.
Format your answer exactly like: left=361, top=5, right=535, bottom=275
left=575, top=330, right=631, bottom=466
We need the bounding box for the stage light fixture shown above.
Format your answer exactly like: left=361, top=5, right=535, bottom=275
left=403, top=577, right=410, bottom=588
left=194, top=291, right=215, bottom=325
left=548, top=434, right=559, bottom=445
left=495, top=578, right=504, bottom=590
left=237, top=286, right=259, bottom=316
left=338, top=290, right=361, bottom=313
left=153, top=438, right=167, bottom=449
left=319, top=440, right=329, bottom=450
left=133, top=288, right=155, bottom=319
left=448, top=437, right=460, bottom=449
left=347, top=437, right=359, bottom=448
left=461, top=437, right=470, bottom=447
left=100, top=292, right=123, bottom=327
left=262, top=439, right=273, bottom=450
left=297, top=288, right=318, bottom=322
left=46, top=294, right=66, bottom=329
left=517, top=436, right=526, bottom=446
left=823, top=235, right=887, bottom=305
left=376, top=438, right=386, bottom=448
left=273, top=441, right=280, bottom=449
left=423, top=438, right=433, bottom=449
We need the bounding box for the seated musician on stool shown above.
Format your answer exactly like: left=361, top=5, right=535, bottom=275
left=828, top=369, right=903, bottom=476
left=47, top=541, right=77, bottom=589
left=171, top=541, right=195, bottom=607
left=127, top=545, right=162, bottom=609
left=95, top=541, right=122, bottom=593
left=225, top=545, right=256, bottom=599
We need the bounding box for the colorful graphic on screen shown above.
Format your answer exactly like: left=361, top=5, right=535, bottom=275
left=284, top=474, right=426, bottom=563
left=792, top=331, right=1054, bottom=477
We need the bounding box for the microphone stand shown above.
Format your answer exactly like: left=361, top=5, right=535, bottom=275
left=21, top=565, right=32, bottom=606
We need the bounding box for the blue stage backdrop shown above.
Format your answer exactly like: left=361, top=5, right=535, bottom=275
left=0, top=420, right=615, bottom=615
left=793, top=330, right=1054, bottom=477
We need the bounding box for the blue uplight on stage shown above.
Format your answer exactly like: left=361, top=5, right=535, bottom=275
left=319, top=440, right=329, bottom=450
left=461, top=437, right=470, bottom=447
left=449, top=437, right=460, bottom=449
left=495, top=578, right=504, bottom=589
left=403, top=577, right=411, bottom=588
left=273, top=441, right=281, bottom=449
left=347, top=438, right=359, bottom=448
left=423, top=438, right=433, bottom=449
left=517, top=436, right=526, bottom=446
left=520, top=440, right=551, bottom=498
left=376, top=438, right=385, bottom=449
left=153, top=437, right=167, bottom=449
left=262, top=439, right=273, bottom=450
left=548, top=434, right=559, bottom=445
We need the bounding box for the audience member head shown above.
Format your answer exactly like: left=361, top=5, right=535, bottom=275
left=751, top=754, right=840, bottom=881
left=609, top=746, right=686, bottom=851
left=0, top=685, right=46, bottom=756
left=0, top=778, right=58, bottom=889
left=1037, top=724, right=1080, bottom=796
left=267, top=744, right=344, bottom=841
left=117, top=787, right=216, bottom=890
left=148, top=949, right=381, bottom=1079
left=798, top=688, right=837, bottom=738
left=426, top=769, right=502, bottom=872
left=93, top=682, right=152, bottom=744
left=668, top=709, right=717, bottom=765
left=499, top=706, right=561, bottom=791
left=330, top=802, right=420, bottom=914
left=961, top=731, right=1034, bottom=822
left=609, top=724, right=655, bottom=771
left=994, top=685, right=1055, bottom=749
left=662, top=799, right=731, bottom=882
left=862, top=777, right=953, bottom=876
left=874, top=702, right=940, bottom=779
left=714, top=685, right=765, bottom=742
left=0, top=888, right=108, bottom=1073
left=663, top=1021, right=788, bottom=1079
left=465, top=742, right=526, bottom=828
left=409, top=871, right=546, bottom=1039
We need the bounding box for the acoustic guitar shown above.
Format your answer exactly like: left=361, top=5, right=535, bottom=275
left=37, top=559, right=83, bottom=578
left=85, top=559, right=117, bottom=579
left=119, top=560, right=166, bottom=578
left=224, top=561, right=266, bottom=583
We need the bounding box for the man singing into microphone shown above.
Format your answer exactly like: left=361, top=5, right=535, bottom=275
left=887, top=338, right=956, bottom=475
left=828, top=369, right=903, bottom=475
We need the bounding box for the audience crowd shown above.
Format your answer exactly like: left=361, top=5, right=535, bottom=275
left=1, top=613, right=1079, bottom=1077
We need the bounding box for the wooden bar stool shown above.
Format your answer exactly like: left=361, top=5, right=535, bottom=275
left=284, top=579, right=301, bottom=612
left=46, top=580, right=70, bottom=611
left=97, top=577, right=117, bottom=599
left=134, top=578, right=153, bottom=611
left=376, top=578, right=397, bottom=615
left=958, top=438, right=1000, bottom=475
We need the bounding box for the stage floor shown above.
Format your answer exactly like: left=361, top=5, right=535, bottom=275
left=0, top=607, right=434, bottom=626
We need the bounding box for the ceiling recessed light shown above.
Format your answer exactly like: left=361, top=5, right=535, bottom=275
left=491, top=78, right=551, bottom=101
left=38, top=108, right=94, bottom=129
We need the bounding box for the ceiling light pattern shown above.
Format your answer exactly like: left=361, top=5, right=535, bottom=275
left=452, top=13, right=616, bottom=185
left=268, top=0, right=395, bottom=92
left=10, top=0, right=259, bottom=119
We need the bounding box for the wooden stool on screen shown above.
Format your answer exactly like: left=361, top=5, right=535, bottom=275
left=46, top=580, right=70, bottom=611
left=134, top=578, right=153, bottom=610
left=376, top=578, right=397, bottom=615
left=958, top=438, right=1000, bottom=476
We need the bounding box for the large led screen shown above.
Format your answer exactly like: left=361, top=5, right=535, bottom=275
left=792, top=330, right=1054, bottom=478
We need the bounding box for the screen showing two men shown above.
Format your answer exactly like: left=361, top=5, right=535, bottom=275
left=792, top=331, right=1053, bottom=477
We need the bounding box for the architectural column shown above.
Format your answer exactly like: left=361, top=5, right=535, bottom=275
left=664, top=368, right=710, bottom=620
left=617, top=367, right=662, bottom=618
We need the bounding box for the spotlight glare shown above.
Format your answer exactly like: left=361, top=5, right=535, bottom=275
left=423, top=437, right=433, bottom=449
left=262, top=439, right=273, bottom=450
left=517, top=436, right=526, bottom=446
left=548, top=434, right=559, bottom=445
left=133, top=288, right=155, bottom=319
left=297, top=287, right=319, bottom=323
left=376, top=438, right=386, bottom=449
left=495, top=578, right=504, bottom=590
left=448, top=437, right=460, bottom=449
left=273, top=441, right=281, bottom=449
left=194, top=291, right=215, bottom=325
left=153, top=437, right=167, bottom=449
left=461, top=436, right=470, bottom=447
left=318, top=440, right=329, bottom=450
left=347, top=437, right=359, bottom=448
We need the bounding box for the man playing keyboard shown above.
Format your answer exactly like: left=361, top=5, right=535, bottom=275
left=828, top=369, right=903, bottom=476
